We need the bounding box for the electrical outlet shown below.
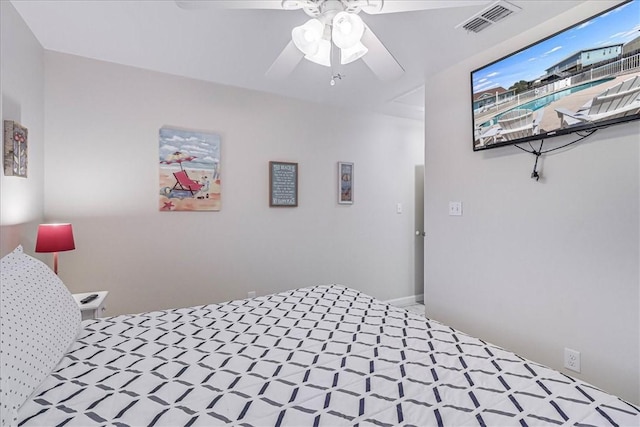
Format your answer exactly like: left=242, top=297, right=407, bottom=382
left=564, top=348, right=581, bottom=373
left=247, top=291, right=257, bottom=298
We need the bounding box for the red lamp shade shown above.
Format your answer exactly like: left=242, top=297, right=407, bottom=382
left=35, top=223, right=75, bottom=275
left=35, top=223, right=75, bottom=253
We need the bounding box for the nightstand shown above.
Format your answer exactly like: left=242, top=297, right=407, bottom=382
left=72, top=291, right=109, bottom=320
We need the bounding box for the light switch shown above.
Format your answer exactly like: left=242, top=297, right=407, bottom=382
left=449, top=201, right=462, bottom=216
left=396, top=203, right=403, bottom=214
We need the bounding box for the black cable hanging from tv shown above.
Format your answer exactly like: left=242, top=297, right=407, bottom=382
left=531, top=142, right=542, bottom=181
left=514, top=129, right=598, bottom=181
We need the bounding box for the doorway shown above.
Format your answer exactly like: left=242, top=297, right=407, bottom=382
left=414, top=164, right=425, bottom=300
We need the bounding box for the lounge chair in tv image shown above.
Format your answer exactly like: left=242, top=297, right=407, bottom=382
left=474, top=107, right=543, bottom=148
left=555, top=74, right=640, bottom=128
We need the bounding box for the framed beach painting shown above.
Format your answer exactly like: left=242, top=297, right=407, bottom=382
left=338, top=162, right=353, bottom=204
left=158, top=127, right=221, bottom=211
left=3, top=120, right=28, bottom=178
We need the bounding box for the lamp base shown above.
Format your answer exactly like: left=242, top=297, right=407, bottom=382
left=53, top=251, right=59, bottom=275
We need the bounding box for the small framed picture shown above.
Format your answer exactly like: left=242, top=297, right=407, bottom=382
left=3, top=120, right=28, bottom=178
left=338, top=162, right=353, bottom=204
left=270, top=161, right=298, bottom=207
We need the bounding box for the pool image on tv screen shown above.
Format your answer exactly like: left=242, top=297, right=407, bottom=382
left=471, top=0, right=640, bottom=151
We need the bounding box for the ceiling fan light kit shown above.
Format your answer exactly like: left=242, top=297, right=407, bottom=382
left=177, top=0, right=497, bottom=81
left=291, top=10, right=367, bottom=68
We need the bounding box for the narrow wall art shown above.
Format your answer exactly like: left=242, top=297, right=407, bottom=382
left=338, top=161, right=353, bottom=204
left=159, top=127, right=221, bottom=211
left=3, top=120, right=28, bottom=178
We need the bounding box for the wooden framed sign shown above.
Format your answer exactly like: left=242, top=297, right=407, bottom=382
left=269, top=161, right=298, bottom=207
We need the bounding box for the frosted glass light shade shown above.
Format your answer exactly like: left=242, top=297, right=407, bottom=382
left=305, top=38, right=332, bottom=67
left=340, top=41, right=368, bottom=64
left=332, top=12, right=365, bottom=49
left=292, top=19, right=325, bottom=56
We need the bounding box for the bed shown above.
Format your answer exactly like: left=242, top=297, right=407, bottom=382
left=1, top=246, right=639, bottom=427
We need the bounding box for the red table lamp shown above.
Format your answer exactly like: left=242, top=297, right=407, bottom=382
left=35, top=223, right=75, bottom=274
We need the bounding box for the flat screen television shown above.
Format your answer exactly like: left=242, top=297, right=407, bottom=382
left=471, top=0, right=640, bottom=151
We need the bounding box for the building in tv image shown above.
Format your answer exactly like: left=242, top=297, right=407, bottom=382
left=472, top=0, right=640, bottom=150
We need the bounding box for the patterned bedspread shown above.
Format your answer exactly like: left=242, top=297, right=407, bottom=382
left=17, top=285, right=639, bottom=426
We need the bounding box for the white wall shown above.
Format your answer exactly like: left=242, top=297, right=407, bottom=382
left=0, top=2, right=45, bottom=255
left=43, top=52, right=424, bottom=316
left=423, top=1, right=639, bottom=404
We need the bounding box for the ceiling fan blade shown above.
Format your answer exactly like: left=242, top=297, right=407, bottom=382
left=266, top=40, right=305, bottom=79
left=362, top=0, right=491, bottom=14
left=175, top=1, right=286, bottom=10
left=360, top=25, right=404, bottom=80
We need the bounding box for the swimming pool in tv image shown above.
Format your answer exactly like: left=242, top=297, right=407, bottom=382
left=479, top=77, right=615, bottom=127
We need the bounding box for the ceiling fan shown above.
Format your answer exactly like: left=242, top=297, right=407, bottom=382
left=176, top=0, right=490, bottom=80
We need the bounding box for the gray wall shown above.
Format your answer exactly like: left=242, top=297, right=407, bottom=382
left=423, top=1, right=639, bottom=405
left=42, top=52, right=425, bottom=316
left=0, top=2, right=45, bottom=255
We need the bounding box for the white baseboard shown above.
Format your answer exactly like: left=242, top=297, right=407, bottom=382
left=384, top=294, right=424, bottom=307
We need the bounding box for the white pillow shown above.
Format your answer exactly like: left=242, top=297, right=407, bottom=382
left=0, top=246, right=81, bottom=427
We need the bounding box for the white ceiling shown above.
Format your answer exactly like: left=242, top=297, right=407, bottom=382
left=10, top=0, right=587, bottom=121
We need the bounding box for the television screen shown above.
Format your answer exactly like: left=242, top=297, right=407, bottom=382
left=471, top=0, right=640, bottom=151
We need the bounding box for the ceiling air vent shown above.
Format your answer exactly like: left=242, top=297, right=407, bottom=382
left=456, top=1, right=521, bottom=33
